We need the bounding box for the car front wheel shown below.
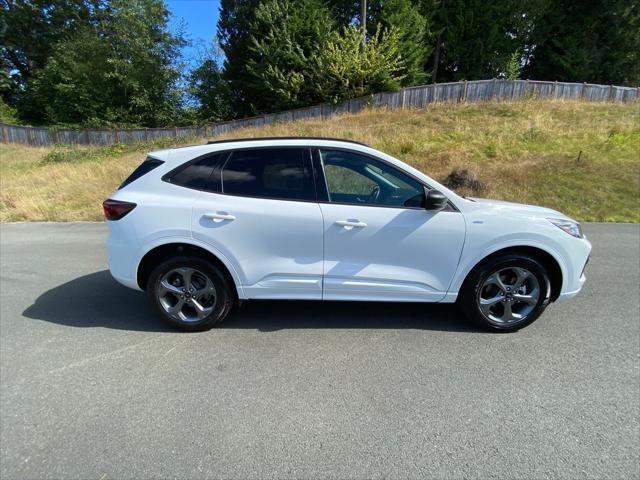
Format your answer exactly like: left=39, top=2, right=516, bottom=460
left=459, top=254, right=551, bottom=332
left=147, top=256, right=234, bottom=332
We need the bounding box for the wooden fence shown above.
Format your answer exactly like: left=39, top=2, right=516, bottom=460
left=1, top=79, right=638, bottom=146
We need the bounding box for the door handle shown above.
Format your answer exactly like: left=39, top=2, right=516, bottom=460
left=335, top=220, right=367, bottom=229
left=204, top=212, right=236, bottom=222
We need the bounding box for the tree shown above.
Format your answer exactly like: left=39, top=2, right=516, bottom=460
left=523, top=0, right=639, bottom=86
left=374, top=0, right=432, bottom=85
left=0, top=0, right=99, bottom=102
left=17, top=0, right=186, bottom=126
left=244, top=0, right=335, bottom=113
left=188, top=55, right=232, bottom=122
left=217, top=0, right=262, bottom=117
left=427, top=0, right=531, bottom=82
left=316, top=25, right=406, bottom=103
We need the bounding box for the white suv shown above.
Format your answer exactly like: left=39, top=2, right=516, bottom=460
left=104, top=137, right=591, bottom=332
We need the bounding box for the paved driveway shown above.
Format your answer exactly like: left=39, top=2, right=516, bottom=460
left=1, top=223, right=638, bottom=479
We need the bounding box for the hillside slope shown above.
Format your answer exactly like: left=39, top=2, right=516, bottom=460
left=1, top=99, right=638, bottom=222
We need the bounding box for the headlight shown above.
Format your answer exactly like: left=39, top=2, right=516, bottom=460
left=547, top=218, right=583, bottom=238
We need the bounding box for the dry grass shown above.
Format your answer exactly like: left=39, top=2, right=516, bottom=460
left=1, top=98, right=639, bottom=222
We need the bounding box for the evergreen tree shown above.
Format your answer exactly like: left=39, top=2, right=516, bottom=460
left=188, top=58, right=232, bottom=122
left=428, top=0, right=530, bottom=82
left=316, top=25, right=406, bottom=103
left=523, top=0, right=639, bottom=86
left=374, top=0, right=432, bottom=85
left=245, top=0, right=334, bottom=113
left=217, top=0, right=261, bottom=117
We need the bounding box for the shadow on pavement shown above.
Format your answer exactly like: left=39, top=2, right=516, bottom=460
left=23, top=270, right=479, bottom=333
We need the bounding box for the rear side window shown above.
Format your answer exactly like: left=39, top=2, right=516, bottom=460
left=222, top=148, right=314, bottom=201
left=119, top=157, right=164, bottom=189
left=166, top=153, right=225, bottom=192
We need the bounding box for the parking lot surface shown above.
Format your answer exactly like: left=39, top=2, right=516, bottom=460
left=1, top=222, right=638, bottom=479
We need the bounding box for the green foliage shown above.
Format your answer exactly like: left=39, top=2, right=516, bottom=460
left=245, top=0, right=334, bottom=113
left=0, top=98, right=18, bottom=123
left=187, top=56, right=232, bottom=123
left=316, top=25, right=406, bottom=104
left=375, top=0, right=431, bottom=86
left=7, top=0, right=186, bottom=127
left=523, top=0, right=640, bottom=86
left=429, top=0, right=532, bottom=82
left=0, top=0, right=98, bottom=102
left=504, top=50, right=522, bottom=80
left=217, top=0, right=262, bottom=117
left=2, top=0, right=639, bottom=126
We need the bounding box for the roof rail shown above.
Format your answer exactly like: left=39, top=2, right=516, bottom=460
left=206, top=136, right=370, bottom=147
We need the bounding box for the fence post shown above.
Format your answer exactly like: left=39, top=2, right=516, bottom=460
left=581, top=82, right=586, bottom=99
left=1, top=124, right=6, bottom=143
left=553, top=80, right=558, bottom=98
left=609, top=84, right=614, bottom=101
left=400, top=89, right=406, bottom=109
left=491, top=78, right=497, bottom=100
left=462, top=80, right=468, bottom=102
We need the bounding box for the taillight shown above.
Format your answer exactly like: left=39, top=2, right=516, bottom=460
left=102, top=199, right=137, bottom=220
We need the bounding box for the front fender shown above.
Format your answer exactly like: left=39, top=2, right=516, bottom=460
left=447, top=234, right=569, bottom=297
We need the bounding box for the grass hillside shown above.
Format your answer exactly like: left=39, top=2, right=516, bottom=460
left=1, top=99, right=638, bottom=223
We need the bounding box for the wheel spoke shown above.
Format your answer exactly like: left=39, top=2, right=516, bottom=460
left=513, top=268, right=532, bottom=290
left=480, top=295, right=504, bottom=315
left=513, top=292, right=538, bottom=305
left=189, top=298, right=213, bottom=319
left=195, top=278, right=216, bottom=297
left=167, top=298, right=186, bottom=316
left=178, top=268, right=194, bottom=291
left=158, top=279, right=182, bottom=296
left=485, top=272, right=508, bottom=293
left=502, top=301, right=514, bottom=322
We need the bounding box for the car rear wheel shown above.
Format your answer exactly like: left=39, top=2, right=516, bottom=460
left=147, top=256, right=233, bottom=331
left=459, top=254, right=551, bottom=332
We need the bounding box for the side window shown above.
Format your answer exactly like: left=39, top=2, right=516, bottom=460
left=319, top=149, right=424, bottom=208
left=222, top=148, right=314, bottom=201
left=119, top=157, right=164, bottom=190
left=167, top=153, right=224, bottom=192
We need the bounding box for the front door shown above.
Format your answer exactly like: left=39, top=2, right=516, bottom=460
left=317, top=148, right=466, bottom=302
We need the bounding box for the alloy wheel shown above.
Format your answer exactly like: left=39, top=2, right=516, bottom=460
left=157, top=267, right=217, bottom=323
left=477, top=266, right=540, bottom=325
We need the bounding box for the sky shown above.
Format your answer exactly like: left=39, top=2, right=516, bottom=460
left=166, top=0, right=221, bottom=68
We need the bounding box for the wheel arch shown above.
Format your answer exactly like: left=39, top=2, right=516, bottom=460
left=458, top=245, right=564, bottom=302
left=136, top=241, right=242, bottom=299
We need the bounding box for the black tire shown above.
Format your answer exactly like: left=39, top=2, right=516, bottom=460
left=146, top=255, right=234, bottom=332
left=458, top=254, right=551, bottom=332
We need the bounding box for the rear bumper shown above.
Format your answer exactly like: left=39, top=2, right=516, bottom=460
left=106, top=220, right=142, bottom=291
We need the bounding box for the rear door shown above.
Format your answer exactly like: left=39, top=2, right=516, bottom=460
left=316, top=148, right=466, bottom=302
left=186, top=147, right=324, bottom=299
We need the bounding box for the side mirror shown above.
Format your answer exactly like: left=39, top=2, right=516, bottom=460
left=424, top=187, right=448, bottom=211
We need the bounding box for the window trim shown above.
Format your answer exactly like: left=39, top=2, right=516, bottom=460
left=313, top=147, right=458, bottom=212
left=218, top=146, right=317, bottom=203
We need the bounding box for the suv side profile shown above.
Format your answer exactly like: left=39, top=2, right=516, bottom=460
left=104, top=137, right=591, bottom=332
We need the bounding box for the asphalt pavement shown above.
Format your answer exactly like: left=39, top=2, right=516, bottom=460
left=0, top=222, right=638, bottom=479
